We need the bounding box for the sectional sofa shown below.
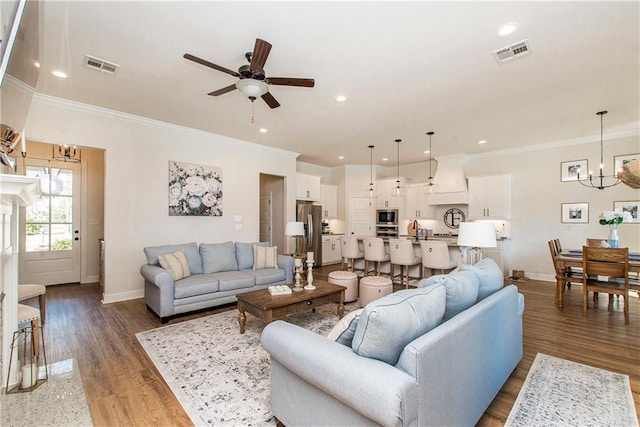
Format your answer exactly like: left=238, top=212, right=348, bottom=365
left=141, top=241, right=294, bottom=322
left=262, top=258, right=524, bottom=426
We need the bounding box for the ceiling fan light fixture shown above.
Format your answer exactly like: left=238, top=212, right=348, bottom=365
left=235, top=79, right=268, bottom=99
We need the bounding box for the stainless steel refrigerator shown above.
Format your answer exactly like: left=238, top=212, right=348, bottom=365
left=296, top=202, right=322, bottom=267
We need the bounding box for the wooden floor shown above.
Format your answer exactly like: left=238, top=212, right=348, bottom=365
left=31, top=266, right=640, bottom=426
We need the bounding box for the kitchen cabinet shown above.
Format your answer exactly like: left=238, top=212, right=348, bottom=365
left=296, top=173, right=321, bottom=201
left=322, top=235, right=342, bottom=265
left=468, top=174, right=511, bottom=219
left=375, top=178, right=405, bottom=209
left=405, top=183, right=434, bottom=219
left=315, top=184, right=338, bottom=218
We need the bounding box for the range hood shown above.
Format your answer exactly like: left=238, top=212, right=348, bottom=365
left=428, top=154, right=469, bottom=205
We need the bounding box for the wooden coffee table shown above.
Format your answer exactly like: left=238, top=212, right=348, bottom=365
left=236, top=281, right=345, bottom=334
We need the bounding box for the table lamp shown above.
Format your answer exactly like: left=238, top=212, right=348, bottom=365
left=285, top=221, right=305, bottom=255
left=457, top=222, right=497, bottom=265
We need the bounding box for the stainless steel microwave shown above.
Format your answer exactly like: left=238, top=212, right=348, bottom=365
left=376, top=209, right=398, bottom=225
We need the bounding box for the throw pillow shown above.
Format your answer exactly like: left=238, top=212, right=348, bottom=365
left=144, top=242, right=203, bottom=274
left=235, top=242, right=270, bottom=270
left=327, top=308, right=363, bottom=346
left=460, top=257, right=503, bottom=301
left=200, top=242, right=239, bottom=273
left=422, top=270, right=480, bottom=320
left=253, top=245, right=278, bottom=269
left=157, top=250, right=191, bottom=281
left=351, top=285, right=446, bottom=365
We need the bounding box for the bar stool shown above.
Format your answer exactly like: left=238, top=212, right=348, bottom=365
left=18, top=284, right=46, bottom=324
left=362, top=237, right=390, bottom=276
left=389, top=239, right=422, bottom=288
left=420, top=240, right=458, bottom=277
left=339, top=236, right=365, bottom=275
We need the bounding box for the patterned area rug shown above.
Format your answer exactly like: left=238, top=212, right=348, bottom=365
left=506, top=353, right=638, bottom=427
left=136, top=303, right=354, bottom=427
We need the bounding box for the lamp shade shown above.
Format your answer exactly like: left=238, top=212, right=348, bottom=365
left=285, top=221, right=305, bottom=236
left=235, top=79, right=269, bottom=98
left=457, top=222, right=497, bottom=248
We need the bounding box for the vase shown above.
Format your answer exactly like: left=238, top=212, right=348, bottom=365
left=608, top=229, right=619, bottom=248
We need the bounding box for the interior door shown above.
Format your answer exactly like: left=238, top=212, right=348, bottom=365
left=259, top=192, right=272, bottom=244
left=349, top=197, right=374, bottom=236
left=20, top=159, right=82, bottom=285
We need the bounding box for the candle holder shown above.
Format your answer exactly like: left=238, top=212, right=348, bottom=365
left=293, top=265, right=304, bottom=292
left=304, top=259, right=316, bottom=290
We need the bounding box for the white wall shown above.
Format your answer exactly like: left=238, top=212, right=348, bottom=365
left=26, top=95, right=299, bottom=303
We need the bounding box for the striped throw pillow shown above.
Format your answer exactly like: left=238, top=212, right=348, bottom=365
left=253, top=245, right=278, bottom=269
left=158, top=250, right=191, bottom=280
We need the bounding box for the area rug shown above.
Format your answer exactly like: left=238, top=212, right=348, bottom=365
left=505, top=353, right=638, bottom=427
left=136, top=303, right=353, bottom=427
left=1, top=358, right=93, bottom=426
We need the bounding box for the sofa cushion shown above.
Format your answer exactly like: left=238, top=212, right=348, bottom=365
left=461, top=257, right=503, bottom=301
left=208, top=271, right=255, bottom=291
left=158, top=250, right=191, bottom=281
left=235, top=242, right=270, bottom=270
left=327, top=308, right=363, bottom=346
left=144, top=242, right=203, bottom=274
left=252, top=268, right=286, bottom=286
left=421, top=270, right=480, bottom=320
left=174, top=274, right=220, bottom=299
left=351, top=284, right=446, bottom=365
left=253, top=245, right=278, bottom=269
left=200, top=242, right=238, bottom=273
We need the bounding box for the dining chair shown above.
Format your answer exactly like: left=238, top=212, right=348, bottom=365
left=548, top=240, right=582, bottom=306
left=582, top=246, right=629, bottom=324
left=586, top=238, right=608, bottom=247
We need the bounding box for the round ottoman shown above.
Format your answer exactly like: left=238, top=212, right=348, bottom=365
left=328, top=270, right=359, bottom=302
left=359, top=276, right=393, bottom=307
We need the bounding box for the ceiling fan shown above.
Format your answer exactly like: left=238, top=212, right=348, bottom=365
left=183, top=38, right=315, bottom=109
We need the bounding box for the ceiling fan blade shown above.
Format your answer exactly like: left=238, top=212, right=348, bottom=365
left=208, top=84, right=237, bottom=96
left=183, top=53, right=239, bottom=77
left=261, top=92, right=281, bottom=109
left=266, top=77, right=315, bottom=88
left=250, top=39, right=272, bottom=72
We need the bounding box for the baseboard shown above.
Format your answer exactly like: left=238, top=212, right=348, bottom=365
left=83, top=275, right=99, bottom=284
left=102, top=288, right=144, bottom=304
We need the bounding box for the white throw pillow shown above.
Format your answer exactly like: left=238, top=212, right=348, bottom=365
left=253, top=245, right=278, bottom=269
left=158, top=250, right=191, bottom=281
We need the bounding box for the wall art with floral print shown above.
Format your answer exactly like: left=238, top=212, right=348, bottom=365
left=169, top=160, right=223, bottom=216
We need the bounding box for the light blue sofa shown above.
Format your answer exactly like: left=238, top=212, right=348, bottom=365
left=262, top=258, right=524, bottom=426
left=141, top=241, right=293, bottom=323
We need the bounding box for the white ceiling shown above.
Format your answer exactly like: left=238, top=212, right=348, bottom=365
left=34, top=1, right=640, bottom=167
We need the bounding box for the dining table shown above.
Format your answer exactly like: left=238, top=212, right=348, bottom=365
left=553, top=249, right=640, bottom=308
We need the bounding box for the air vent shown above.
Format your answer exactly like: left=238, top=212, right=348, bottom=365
left=492, top=39, right=532, bottom=64
left=84, top=54, right=119, bottom=75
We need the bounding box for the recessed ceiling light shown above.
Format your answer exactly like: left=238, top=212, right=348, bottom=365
left=338, top=156, right=344, bottom=160
left=51, top=70, right=69, bottom=78
left=33, top=61, right=40, bottom=68
left=259, top=128, right=268, bottom=133
left=336, top=95, right=347, bottom=102
left=497, top=22, right=518, bottom=37
left=478, top=140, right=487, bottom=144
left=424, top=150, right=430, bottom=154
left=382, top=158, right=388, bottom=162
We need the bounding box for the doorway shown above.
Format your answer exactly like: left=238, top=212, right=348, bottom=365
left=259, top=174, right=285, bottom=252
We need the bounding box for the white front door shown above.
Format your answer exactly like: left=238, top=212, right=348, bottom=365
left=20, top=160, right=82, bottom=285
left=348, top=197, right=374, bottom=236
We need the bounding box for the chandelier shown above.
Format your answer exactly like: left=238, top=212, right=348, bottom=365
left=577, top=110, right=620, bottom=189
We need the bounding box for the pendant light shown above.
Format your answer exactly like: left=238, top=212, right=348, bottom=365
left=577, top=110, right=621, bottom=189
left=425, top=131, right=437, bottom=194
left=393, top=138, right=405, bottom=196
left=368, top=144, right=375, bottom=198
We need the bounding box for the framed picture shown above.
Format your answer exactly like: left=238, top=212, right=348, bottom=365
left=561, top=202, right=589, bottom=223
left=168, top=160, right=223, bottom=216
left=614, top=200, right=640, bottom=223
left=560, top=159, right=587, bottom=182
left=614, top=153, right=639, bottom=175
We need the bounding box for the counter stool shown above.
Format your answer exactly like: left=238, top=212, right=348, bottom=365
left=17, top=304, right=43, bottom=359
left=359, top=276, right=393, bottom=307
left=340, top=236, right=365, bottom=275
left=389, top=239, right=422, bottom=288
left=419, top=241, right=458, bottom=277
left=328, top=270, right=359, bottom=302
left=362, top=237, right=390, bottom=276
left=18, top=284, right=46, bottom=324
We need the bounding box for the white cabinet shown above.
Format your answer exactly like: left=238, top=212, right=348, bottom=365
left=315, top=184, right=338, bottom=218
left=482, top=240, right=510, bottom=277
left=405, top=183, right=435, bottom=219
left=322, top=235, right=342, bottom=265
left=375, top=179, right=405, bottom=209
left=468, top=175, right=511, bottom=219
left=296, top=173, right=321, bottom=201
